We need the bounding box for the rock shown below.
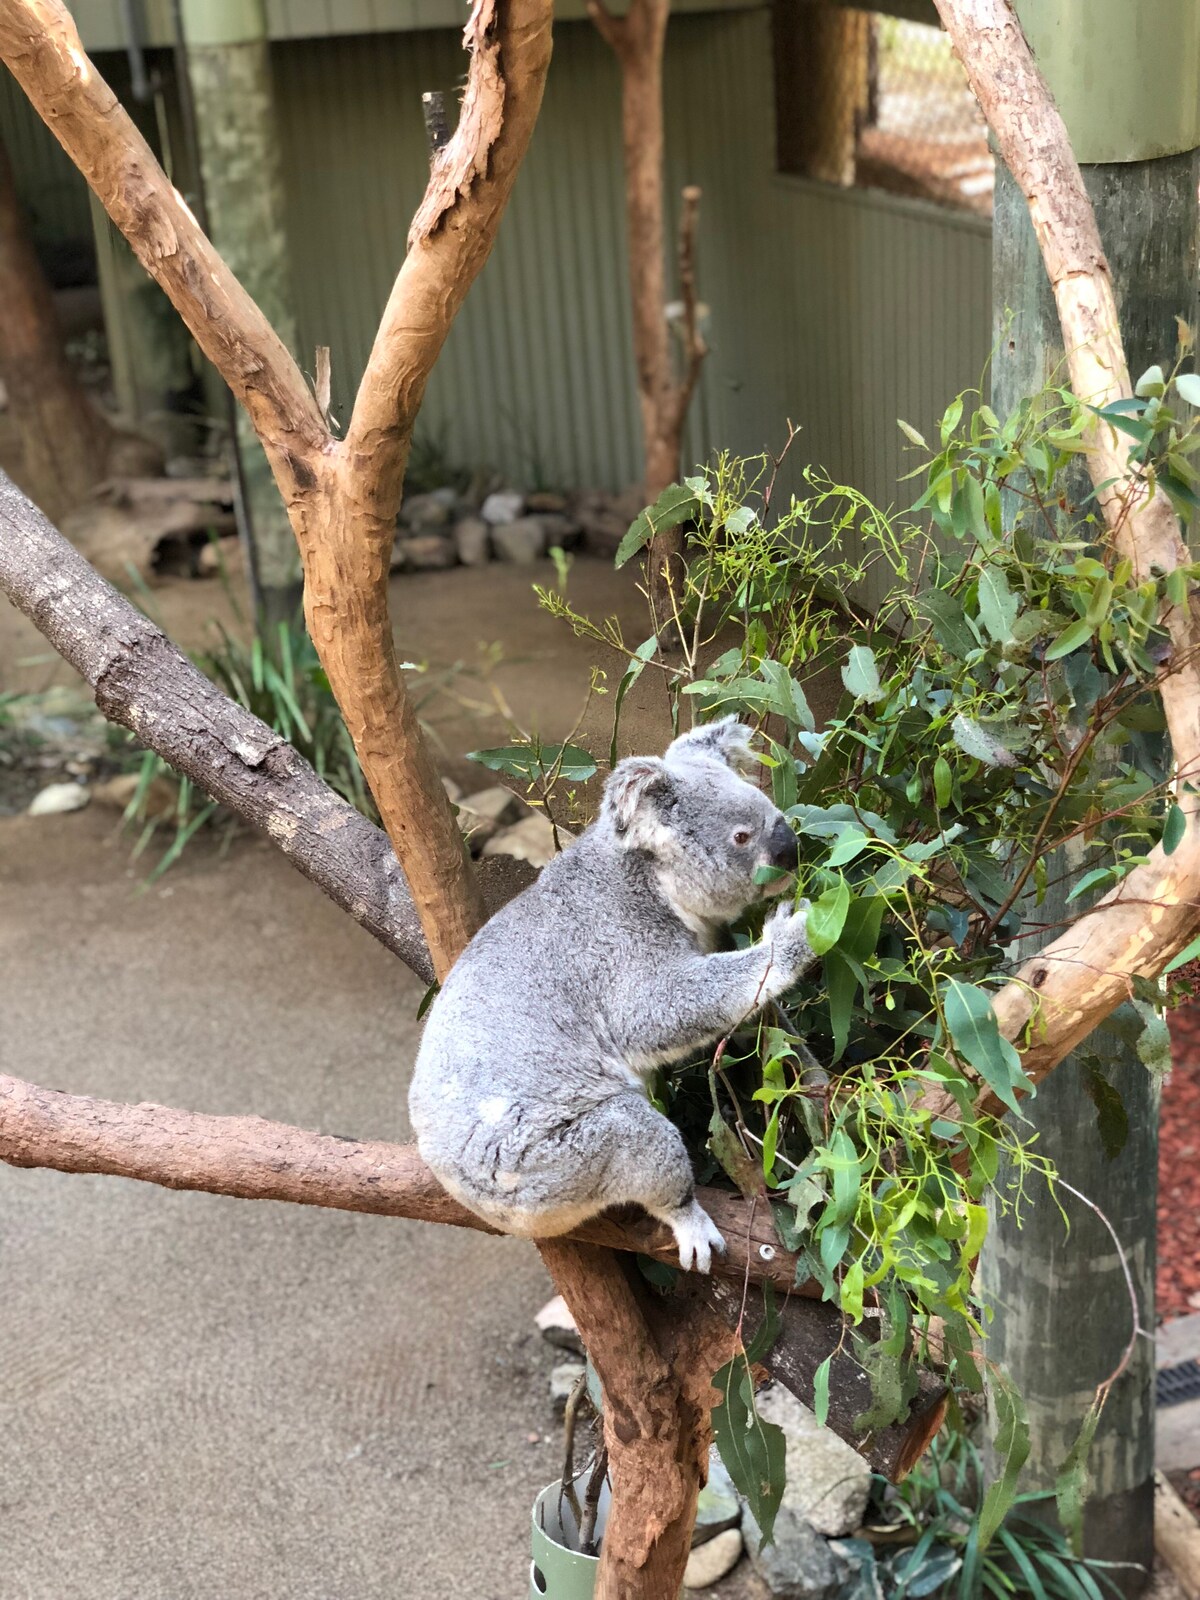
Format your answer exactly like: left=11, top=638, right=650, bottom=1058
left=393, top=533, right=456, bottom=572
left=400, top=489, right=455, bottom=529
left=453, top=516, right=491, bottom=566
left=459, top=787, right=522, bottom=826
left=527, top=491, right=569, bottom=514
left=481, top=813, right=565, bottom=869
left=536, top=512, right=585, bottom=552
left=684, top=1528, right=743, bottom=1589
left=27, top=782, right=89, bottom=817
left=756, top=1385, right=871, bottom=1537
left=535, top=1294, right=584, bottom=1356
left=693, top=1455, right=741, bottom=1545
left=550, top=1360, right=587, bottom=1416
left=92, top=772, right=177, bottom=821
left=492, top=517, right=546, bottom=564
left=744, top=1505, right=846, bottom=1600
left=577, top=509, right=629, bottom=561
left=481, top=489, right=526, bottom=525
left=196, top=536, right=242, bottom=578
left=61, top=498, right=234, bottom=585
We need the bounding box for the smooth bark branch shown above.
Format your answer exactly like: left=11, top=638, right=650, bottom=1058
left=0, top=130, right=114, bottom=516
left=0, top=471, right=434, bottom=980
left=0, top=1071, right=810, bottom=1293
left=0, top=1071, right=943, bottom=1496
left=928, top=0, right=1200, bottom=1110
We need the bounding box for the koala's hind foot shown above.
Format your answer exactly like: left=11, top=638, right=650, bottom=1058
left=654, top=1196, right=726, bottom=1274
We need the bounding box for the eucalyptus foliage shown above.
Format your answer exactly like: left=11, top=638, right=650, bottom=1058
left=496, top=369, right=1197, bottom=1547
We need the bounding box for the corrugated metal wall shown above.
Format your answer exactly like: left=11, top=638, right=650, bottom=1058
left=274, top=9, right=991, bottom=575
left=1, top=4, right=991, bottom=598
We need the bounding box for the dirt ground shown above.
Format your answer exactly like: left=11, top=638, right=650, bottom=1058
left=0, top=556, right=688, bottom=1600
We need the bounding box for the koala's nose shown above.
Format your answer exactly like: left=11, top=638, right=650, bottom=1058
left=768, top=817, right=799, bottom=871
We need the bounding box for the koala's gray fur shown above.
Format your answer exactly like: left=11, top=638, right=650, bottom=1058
left=408, top=717, right=816, bottom=1272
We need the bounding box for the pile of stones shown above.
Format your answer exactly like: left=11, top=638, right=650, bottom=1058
left=392, top=484, right=648, bottom=572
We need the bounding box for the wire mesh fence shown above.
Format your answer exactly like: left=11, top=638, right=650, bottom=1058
left=775, top=3, right=994, bottom=216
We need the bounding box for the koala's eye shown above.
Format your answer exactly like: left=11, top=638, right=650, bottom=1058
left=732, top=827, right=753, bottom=848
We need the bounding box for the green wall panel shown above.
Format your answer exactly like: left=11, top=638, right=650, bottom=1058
left=273, top=10, right=990, bottom=604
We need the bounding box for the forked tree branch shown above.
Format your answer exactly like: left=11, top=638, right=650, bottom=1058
left=0, top=0, right=557, bottom=980
left=928, top=0, right=1200, bottom=1111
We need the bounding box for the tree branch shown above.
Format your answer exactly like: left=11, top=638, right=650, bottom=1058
left=0, top=0, right=328, bottom=482
left=927, top=0, right=1200, bottom=1108
left=0, top=1068, right=942, bottom=1477
left=0, top=470, right=439, bottom=977
left=0, top=1069, right=813, bottom=1294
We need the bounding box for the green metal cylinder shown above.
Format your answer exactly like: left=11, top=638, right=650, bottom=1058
left=1013, top=0, right=1200, bottom=162
left=529, top=1481, right=605, bottom=1600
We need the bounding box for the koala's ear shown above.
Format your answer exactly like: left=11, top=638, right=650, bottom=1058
left=665, top=715, right=758, bottom=777
left=603, top=756, right=675, bottom=843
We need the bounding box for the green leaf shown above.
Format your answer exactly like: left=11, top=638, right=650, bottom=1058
left=1079, top=1059, right=1129, bottom=1160
left=1165, top=932, right=1200, bottom=974
left=468, top=741, right=597, bottom=782
left=614, top=484, right=699, bottom=568
left=1164, top=802, right=1187, bottom=856
left=711, top=1357, right=787, bottom=1546
left=1055, top=1404, right=1103, bottom=1556
left=840, top=1259, right=865, bottom=1322
left=1045, top=618, right=1095, bottom=661
left=1175, top=371, right=1200, bottom=407
left=978, top=566, right=1019, bottom=644
left=978, top=1370, right=1030, bottom=1549
left=806, top=875, right=851, bottom=955
left=842, top=645, right=883, bottom=703
left=826, top=828, right=873, bottom=868
left=826, top=953, right=857, bottom=1066
left=917, top=589, right=978, bottom=658
left=942, top=978, right=1030, bottom=1114
left=812, top=1355, right=832, bottom=1427
left=1134, top=363, right=1165, bottom=397
left=933, top=755, right=952, bottom=810
left=1065, top=866, right=1121, bottom=904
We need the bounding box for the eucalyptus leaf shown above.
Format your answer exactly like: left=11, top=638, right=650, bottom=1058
left=978, top=565, right=1019, bottom=644
left=806, top=876, right=851, bottom=954
left=614, top=484, right=698, bottom=568
left=842, top=645, right=884, bottom=703
left=942, top=978, right=1030, bottom=1114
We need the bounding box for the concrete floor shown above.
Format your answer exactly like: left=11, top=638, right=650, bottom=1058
left=0, top=556, right=689, bottom=1600
left=0, top=806, right=569, bottom=1600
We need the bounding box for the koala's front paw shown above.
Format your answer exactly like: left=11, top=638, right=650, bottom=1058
left=764, top=898, right=816, bottom=987
left=670, top=1199, right=726, bottom=1274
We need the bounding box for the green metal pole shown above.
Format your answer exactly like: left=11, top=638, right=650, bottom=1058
left=985, top=6, right=1200, bottom=1590
left=176, top=0, right=303, bottom=628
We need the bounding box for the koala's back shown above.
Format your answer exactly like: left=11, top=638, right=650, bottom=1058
left=410, top=831, right=676, bottom=1112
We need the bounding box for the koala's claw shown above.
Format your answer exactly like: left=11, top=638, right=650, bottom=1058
left=670, top=1201, right=726, bottom=1274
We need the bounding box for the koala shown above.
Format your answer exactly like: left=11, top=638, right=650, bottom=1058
left=408, top=717, right=816, bottom=1273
